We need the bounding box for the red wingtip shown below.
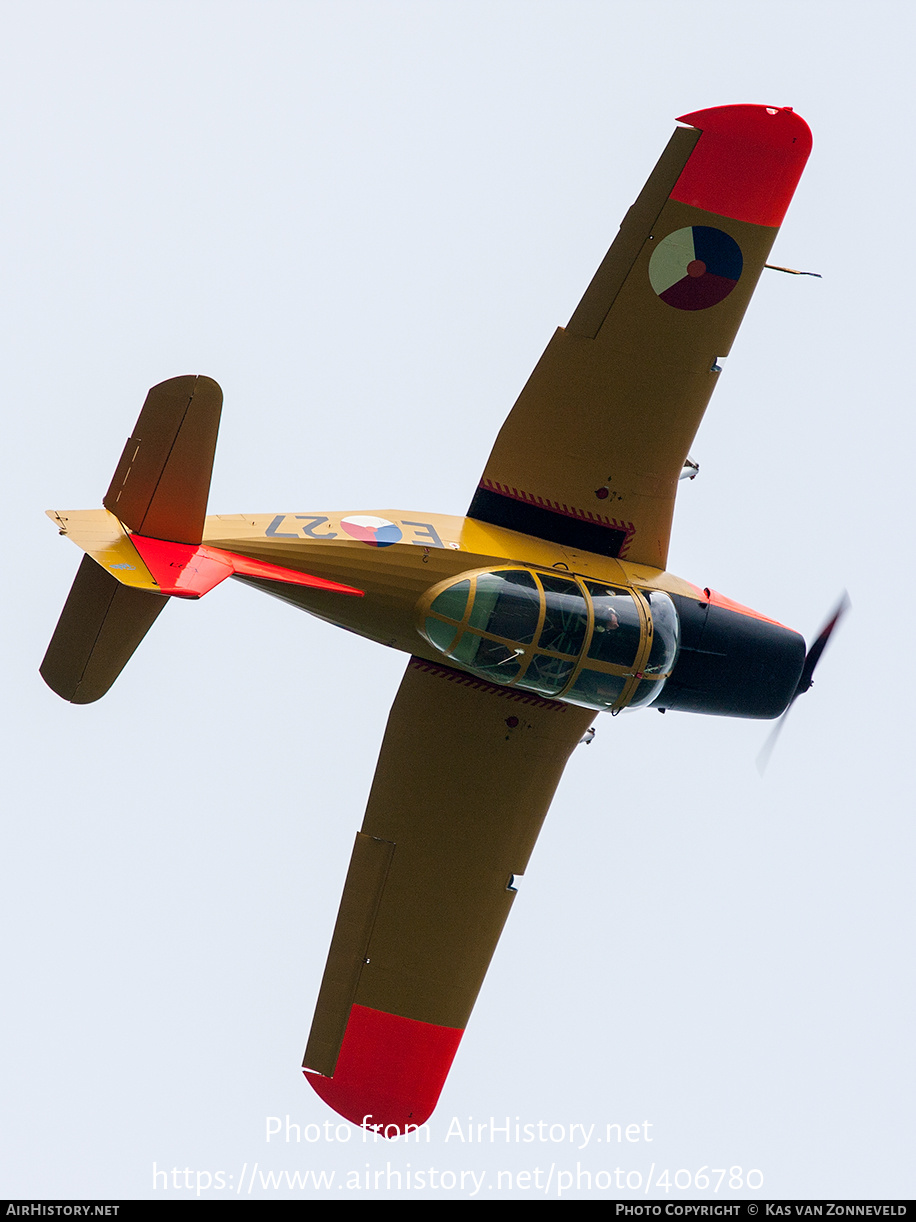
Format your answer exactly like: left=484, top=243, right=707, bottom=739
left=304, top=1005, right=463, bottom=1135
left=673, top=104, right=812, bottom=227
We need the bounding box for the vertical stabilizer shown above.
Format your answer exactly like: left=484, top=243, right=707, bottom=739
left=42, top=374, right=223, bottom=703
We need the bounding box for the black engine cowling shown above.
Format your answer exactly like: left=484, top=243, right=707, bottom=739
left=652, top=594, right=806, bottom=719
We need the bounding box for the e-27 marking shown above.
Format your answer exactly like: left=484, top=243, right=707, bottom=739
left=265, top=515, right=446, bottom=548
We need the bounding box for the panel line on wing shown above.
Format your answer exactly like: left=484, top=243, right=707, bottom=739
left=303, top=832, right=396, bottom=1078
left=567, top=125, right=701, bottom=339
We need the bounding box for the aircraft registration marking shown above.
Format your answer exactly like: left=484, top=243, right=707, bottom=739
left=264, top=514, right=448, bottom=549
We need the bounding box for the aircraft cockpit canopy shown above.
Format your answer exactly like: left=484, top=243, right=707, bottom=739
left=418, top=567, right=679, bottom=712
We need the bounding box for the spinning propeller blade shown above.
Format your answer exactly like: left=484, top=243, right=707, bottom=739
left=757, top=593, right=850, bottom=774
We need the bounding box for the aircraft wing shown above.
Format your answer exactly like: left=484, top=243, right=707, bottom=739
left=469, top=105, right=812, bottom=570
left=303, top=655, right=594, bottom=1132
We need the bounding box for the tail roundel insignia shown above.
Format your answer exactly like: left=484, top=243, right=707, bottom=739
left=340, top=515, right=403, bottom=547
left=649, top=225, right=743, bottom=310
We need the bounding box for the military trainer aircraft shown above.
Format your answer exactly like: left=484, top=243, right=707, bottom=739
left=41, top=104, right=837, bottom=1137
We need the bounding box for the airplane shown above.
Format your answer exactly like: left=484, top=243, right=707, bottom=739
left=40, top=103, right=840, bottom=1139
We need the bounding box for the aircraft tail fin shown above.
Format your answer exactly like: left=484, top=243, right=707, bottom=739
left=41, top=374, right=223, bottom=703
left=40, top=554, right=167, bottom=704
left=43, top=374, right=364, bottom=704
left=103, top=374, right=223, bottom=545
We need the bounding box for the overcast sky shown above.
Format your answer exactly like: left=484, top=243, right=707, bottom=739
left=2, top=0, right=913, bottom=1201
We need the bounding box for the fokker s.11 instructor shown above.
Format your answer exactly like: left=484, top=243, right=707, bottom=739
left=42, top=104, right=838, bottom=1136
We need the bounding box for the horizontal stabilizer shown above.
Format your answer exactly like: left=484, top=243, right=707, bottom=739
left=43, top=375, right=362, bottom=704
left=103, top=375, right=222, bottom=544
left=40, top=555, right=167, bottom=704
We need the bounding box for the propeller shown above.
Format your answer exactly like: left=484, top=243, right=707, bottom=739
left=756, top=592, right=850, bottom=774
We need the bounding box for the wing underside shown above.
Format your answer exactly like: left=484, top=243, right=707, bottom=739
left=469, top=105, right=812, bottom=570
left=303, top=656, right=593, bottom=1131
